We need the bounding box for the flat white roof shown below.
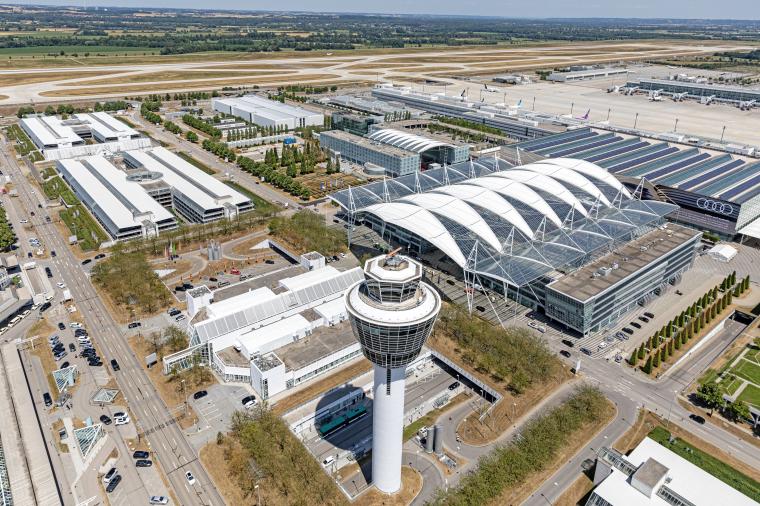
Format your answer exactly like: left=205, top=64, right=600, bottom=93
left=207, top=286, right=276, bottom=319
left=593, top=437, right=757, bottom=506
left=124, top=147, right=250, bottom=211
left=20, top=116, right=82, bottom=147
left=239, top=313, right=310, bottom=356
left=57, top=159, right=144, bottom=231
left=278, top=266, right=340, bottom=292
left=75, top=112, right=139, bottom=139
left=313, top=297, right=347, bottom=321
left=82, top=156, right=174, bottom=223
left=218, top=95, right=321, bottom=121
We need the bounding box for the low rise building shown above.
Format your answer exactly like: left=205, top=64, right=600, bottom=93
left=20, top=116, right=84, bottom=150
left=548, top=67, right=629, bottom=82
left=319, top=129, right=420, bottom=177
left=213, top=95, right=324, bottom=130
left=73, top=112, right=141, bottom=142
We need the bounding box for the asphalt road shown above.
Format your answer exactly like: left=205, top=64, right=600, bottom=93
left=1, top=143, right=223, bottom=505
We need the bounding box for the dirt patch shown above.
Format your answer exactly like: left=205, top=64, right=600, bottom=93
left=127, top=334, right=216, bottom=429
left=0, top=71, right=114, bottom=87
left=272, top=358, right=371, bottom=416
left=355, top=466, right=422, bottom=506
left=490, top=399, right=616, bottom=505
left=554, top=474, right=594, bottom=506
left=69, top=69, right=299, bottom=86
left=151, top=258, right=194, bottom=281
left=52, top=419, right=69, bottom=453
left=201, top=441, right=256, bottom=506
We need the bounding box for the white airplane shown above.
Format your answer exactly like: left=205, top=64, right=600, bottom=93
left=509, top=99, right=523, bottom=110
left=576, top=109, right=590, bottom=120
left=483, top=83, right=500, bottom=93
left=648, top=90, right=662, bottom=102
left=672, top=92, right=688, bottom=102
left=739, top=99, right=756, bottom=111
left=700, top=95, right=715, bottom=105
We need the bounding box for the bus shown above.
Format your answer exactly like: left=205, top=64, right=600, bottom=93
left=318, top=405, right=367, bottom=437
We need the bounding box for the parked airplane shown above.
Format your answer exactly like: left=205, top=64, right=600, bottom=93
left=509, top=99, right=523, bottom=110
left=672, top=92, right=688, bottom=102
left=576, top=109, right=590, bottom=120
left=648, top=90, right=663, bottom=102
left=739, top=99, right=756, bottom=111
left=483, top=83, right=500, bottom=93
left=700, top=95, right=715, bottom=105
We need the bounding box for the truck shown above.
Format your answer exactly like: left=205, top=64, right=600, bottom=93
left=22, top=261, right=36, bottom=270
left=62, top=289, right=72, bottom=302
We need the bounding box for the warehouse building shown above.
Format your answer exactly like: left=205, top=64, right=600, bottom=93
left=319, top=129, right=420, bottom=177
left=73, top=112, right=141, bottom=142
left=213, top=95, right=324, bottom=130
left=20, top=116, right=84, bottom=150
left=57, top=156, right=178, bottom=241
left=587, top=438, right=756, bottom=506
left=513, top=127, right=760, bottom=239
left=170, top=260, right=365, bottom=400
left=331, top=157, right=695, bottom=336
left=372, top=85, right=563, bottom=140
left=630, top=78, right=760, bottom=105
left=548, top=67, right=629, bottom=82
left=123, top=147, right=253, bottom=223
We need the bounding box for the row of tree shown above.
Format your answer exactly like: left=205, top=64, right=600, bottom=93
left=696, top=382, right=751, bottom=423
left=201, top=139, right=237, bottom=162
left=0, top=207, right=16, bottom=251
left=140, top=101, right=162, bottom=125
left=164, top=121, right=182, bottom=135
left=182, top=114, right=222, bottom=139
left=237, top=156, right=311, bottom=199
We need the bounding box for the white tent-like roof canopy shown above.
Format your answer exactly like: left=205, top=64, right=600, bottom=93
left=368, top=128, right=454, bottom=154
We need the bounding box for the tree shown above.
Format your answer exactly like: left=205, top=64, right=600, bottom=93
left=668, top=338, right=674, bottom=355
left=643, top=355, right=653, bottom=374
left=637, top=343, right=645, bottom=360
left=653, top=351, right=660, bottom=368
left=628, top=351, right=638, bottom=366
left=186, top=130, right=199, bottom=143
left=675, top=335, right=681, bottom=350
left=163, top=325, right=188, bottom=353
left=696, top=382, right=725, bottom=414
left=724, top=400, right=751, bottom=423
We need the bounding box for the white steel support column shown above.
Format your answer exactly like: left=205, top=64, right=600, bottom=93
left=372, top=364, right=406, bottom=494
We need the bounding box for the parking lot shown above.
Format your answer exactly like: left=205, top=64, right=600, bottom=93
left=186, top=382, right=257, bottom=451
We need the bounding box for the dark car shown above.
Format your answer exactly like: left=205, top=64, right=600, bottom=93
left=182, top=283, right=193, bottom=290
left=622, top=327, right=634, bottom=335
left=81, top=259, right=91, bottom=265
left=689, top=414, right=706, bottom=424
left=644, top=311, right=654, bottom=319
left=45, top=267, right=53, bottom=278
left=39, top=302, right=51, bottom=312
left=265, top=259, right=275, bottom=265
left=110, top=359, right=120, bottom=371
left=580, top=347, right=592, bottom=356
left=61, top=361, right=70, bottom=369
left=133, top=450, right=150, bottom=459
left=561, top=339, right=575, bottom=348
left=168, top=309, right=181, bottom=317
left=74, top=329, right=88, bottom=337
left=208, top=277, right=218, bottom=282
left=630, top=322, right=642, bottom=329
left=81, top=349, right=96, bottom=356
left=89, top=360, right=103, bottom=367
left=105, top=474, right=121, bottom=493
left=448, top=381, right=461, bottom=391
left=57, top=322, right=66, bottom=330
left=174, top=286, right=186, bottom=292
left=51, top=250, right=56, bottom=257
left=99, top=415, right=112, bottom=425
left=638, top=316, right=649, bottom=323
left=127, top=322, right=141, bottom=329
left=94, top=253, right=106, bottom=260
left=560, top=350, right=571, bottom=358
left=68, top=343, right=76, bottom=352
left=193, top=390, right=208, bottom=400
left=43, top=392, right=52, bottom=407
left=135, top=459, right=153, bottom=467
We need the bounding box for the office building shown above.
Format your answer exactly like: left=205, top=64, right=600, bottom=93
left=20, top=116, right=84, bottom=150
left=123, top=147, right=253, bottom=223
left=319, top=130, right=420, bottom=177
left=73, top=112, right=141, bottom=142
left=213, top=95, right=324, bottom=130
left=367, top=128, right=470, bottom=166
left=345, top=254, right=441, bottom=493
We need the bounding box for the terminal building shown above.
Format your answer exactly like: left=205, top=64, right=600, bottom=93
left=371, top=85, right=563, bottom=140
left=513, top=127, right=760, bottom=240
left=20, top=116, right=84, bottom=150
left=57, top=156, right=178, bottom=241
left=123, top=147, right=253, bottom=223
left=587, top=438, right=756, bottom=506
left=213, top=95, right=324, bottom=130
left=548, top=67, right=629, bottom=82
left=168, top=257, right=365, bottom=400
left=331, top=157, right=698, bottom=336
left=319, top=130, right=421, bottom=177
left=629, top=78, right=760, bottom=106
left=73, top=112, right=141, bottom=142
left=366, top=128, right=470, bottom=166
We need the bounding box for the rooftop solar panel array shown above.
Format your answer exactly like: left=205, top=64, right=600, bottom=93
left=515, top=128, right=760, bottom=205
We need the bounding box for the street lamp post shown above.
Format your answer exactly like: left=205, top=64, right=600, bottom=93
left=570, top=102, right=574, bottom=115
left=674, top=118, right=679, bottom=133
left=721, top=125, right=727, bottom=143
left=634, top=112, right=639, bottom=129
left=606, top=108, right=611, bottom=121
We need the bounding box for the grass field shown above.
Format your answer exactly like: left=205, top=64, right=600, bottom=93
left=0, top=45, right=156, bottom=55
left=176, top=152, right=216, bottom=174
left=649, top=426, right=760, bottom=502
left=0, top=71, right=112, bottom=87
left=59, top=204, right=108, bottom=251
left=733, top=359, right=760, bottom=386
left=223, top=181, right=279, bottom=215
left=4, top=124, right=42, bottom=158
left=738, top=384, right=760, bottom=408
left=42, top=176, right=79, bottom=206
left=72, top=69, right=299, bottom=86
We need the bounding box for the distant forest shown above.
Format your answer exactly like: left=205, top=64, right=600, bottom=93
left=0, top=7, right=759, bottom=55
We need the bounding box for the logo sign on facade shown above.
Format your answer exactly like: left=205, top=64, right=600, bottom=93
left=696, top=198, right=734, bottom=216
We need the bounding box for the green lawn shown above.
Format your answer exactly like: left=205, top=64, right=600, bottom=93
left=0, top=45, right=156, bottom=56
left=723, top=375, right=743, bottom=396
left=224, top=181, right=279, bottom=215
left=737, top=384, right=760, bottom=409
left=4, top=124, right=42, bottom=159
left=59, top=204, right=108, bottom=252
left=41, top=166, right=57, bottom=179
left=648, top=427, right=760, bottom=502
left=732, top=359, right=760, bottom=386
left=42, top=176, right=79, bottom=206
left=177, top=152, right=216, bottom=175
left=746, top=346, right=760, bottom=365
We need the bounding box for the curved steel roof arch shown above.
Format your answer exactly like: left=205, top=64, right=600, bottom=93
left=432, top=184, right=535, bottom=239
left=520, top=162, right=612, bottom=207
left=362, top=202, right=467, bottom=266
left=467, top=176, right=563, bottom=228
left=368, top=128, right=453, bottom=154
left=539, top=157, right=632, bottom=199
left=398, top=193, right=502, bottom=252
left=486, top=170, right=589, bottom=217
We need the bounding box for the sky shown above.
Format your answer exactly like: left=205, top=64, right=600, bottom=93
left=7, top=0, right=760, bottom=19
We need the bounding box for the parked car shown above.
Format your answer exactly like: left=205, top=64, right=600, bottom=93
left=68, top=343, right=76, bottom=352
left=175, top=314, right=186, bottom=322
left=630, top=322, right=642, bottom=329
left=45, top=267, right=53, bottom=278
left=105, top=474, right=121, bottom=493
left=185, top=471, right=196, bottom=485
left=208, top=277, right=218, bottom=282
left=56, top=282, right=66, bottom=289
left=448, top=381, right=461, bottom=391
left=193, top=390, right=208, bottom=400
left=43, top=392, right=52, bottom=407
left=644, top=312, right=655, bottom=319
left=133, top=451, right=149, bottom=459
left=94, top=253, right=106, bottom=260
left=168, top=309, right=181, bottom=317
left=51, top=250, right=56, bottom=257
left=241, top=395, right=256, bottom=409
left=39, top=302, right=51, bottom=312
left=135, top=459, right=152, bottom=467
left=127, top=321, right=141, bottom=329
left=57, top=322, right=66, bottom=330
left=150, top=496, right=169, bottom=505
left=115, top=415, right=130, bottom=426
left=81, top=259, right=91, bottom=265
left=580, top=347, right=592, bottom=356
left=174, top=286, right=186, bottom=292
left=689, top=414, right=706, bottom=424
left=622, top=327, right=634, bottom=335
left=559, top=350, right=571, bottom=358
left=60, top=361, right=69, bottom=369
left=561, top=339, right=575, bottom=348
left=54, top=351, right=67, bottom=361
left=103, top=467, right=118, bottom=484
left=638, top=316, right=650, bottom=323
left=99, top=415, right=112, bottom=425
left=110, top=359, right=120, bottom=371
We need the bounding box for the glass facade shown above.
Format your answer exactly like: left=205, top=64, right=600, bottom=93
left=349, top=315, right=436, bottom=368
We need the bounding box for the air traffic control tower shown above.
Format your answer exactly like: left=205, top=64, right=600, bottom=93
left=345, top=253, right=441, bottom=493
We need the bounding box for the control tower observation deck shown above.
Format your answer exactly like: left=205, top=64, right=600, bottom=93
left=345, top=253, right=441, bottom=493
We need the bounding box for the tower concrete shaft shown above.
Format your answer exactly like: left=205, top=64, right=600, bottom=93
left=371, top=365, right=406, bottom=493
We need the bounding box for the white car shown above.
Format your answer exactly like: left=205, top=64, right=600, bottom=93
left=19, top=219, right=28, bottom=224
left=149, top=497, right=169, bottom=505
left=21, top=310, right=30, bottom=318
left=114, top=415, right=130, bottom=426
left=56, top=282, right=66, bottom=289
left=70, top=322, right=82, bottom=329
left=185, top=471, right=196, bottom=485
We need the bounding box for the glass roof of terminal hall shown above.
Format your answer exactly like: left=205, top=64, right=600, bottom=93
left=330, top=157, right=676, bottom=287
left=514, top=128, right=760, bottom=204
